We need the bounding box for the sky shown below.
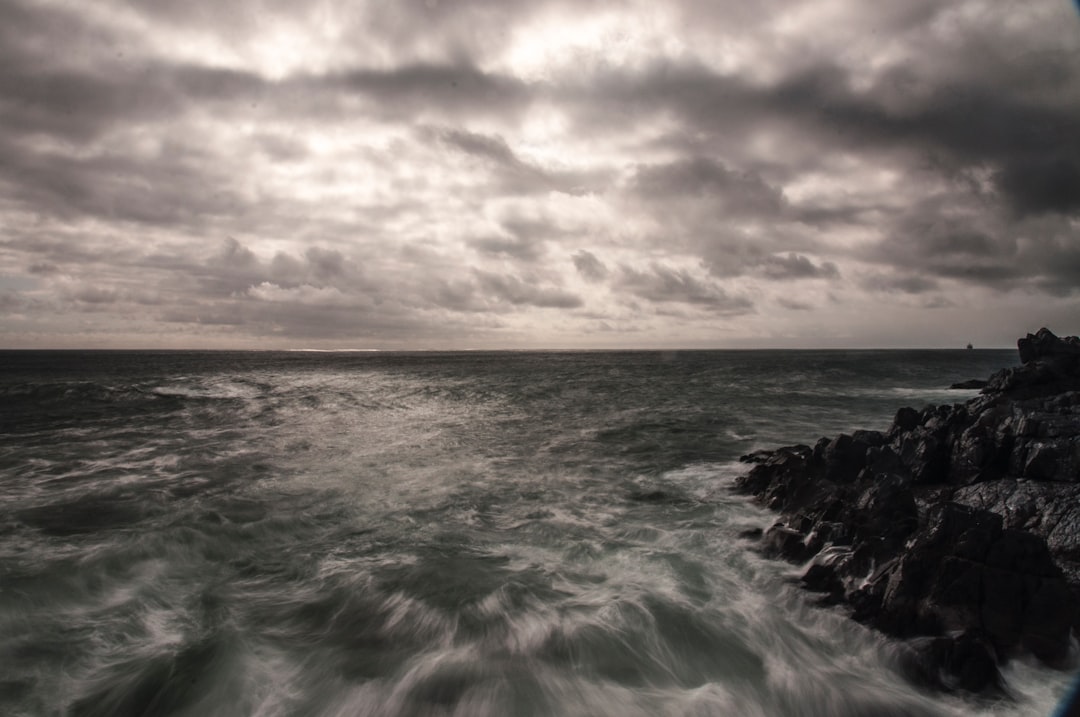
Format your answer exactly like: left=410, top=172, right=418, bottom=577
left=1, top=0, right=1079, bottom=349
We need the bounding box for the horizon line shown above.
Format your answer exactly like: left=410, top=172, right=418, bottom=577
left=0, top=345, right=1017, bottom=353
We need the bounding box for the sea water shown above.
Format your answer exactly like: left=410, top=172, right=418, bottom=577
left=1, top=349, right=1075, bottom=716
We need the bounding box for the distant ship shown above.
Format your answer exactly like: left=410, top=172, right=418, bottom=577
left=966, top=343, right=973, bottom=350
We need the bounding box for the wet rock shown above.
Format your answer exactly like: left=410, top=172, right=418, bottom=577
left=891, top=406, right=921, bottom=434
left=951, top=379, right=989, bottom=390
left=823, top=433, right=870, bottom=483
left=802, top=545, right=854, bottom=603
left=1018, top=327, right=1080, bottom=365
left=952, top=480, right=1080, bottom=586
left=897, top=429, right=950, bottom=485
left=733, top=327, right=1080, bottom=694
left=986, top=328, right=1080, bottom=400
left=763, top=522, right=810, bottom=561
left=897, top=630, right=1003, bottom=695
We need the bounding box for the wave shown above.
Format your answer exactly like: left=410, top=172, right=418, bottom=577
left=3, top=349, right=1070, bottom=716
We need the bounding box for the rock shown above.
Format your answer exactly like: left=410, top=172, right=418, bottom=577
left=802, top=545, right=855, bottom=603
left=732, top=327, right=1080, bottom=695
left=1018, top=327, right=1080, bottom=365
left=897, top=631, right=1003, bottom=695
left=952, top=479, right=1080, bottom=586
left=823, top=433, right=870, bottom=483
left=852, top=474, right=917, bottom=557
left=864, top=503, right=1073, bottom=663
left=950, top=379, right=989, bottom=390
left=863, top=445, right=907, bottom=479
left=897, top=429, right=951, bottom=484
left=984, top=329, right=1080, bottom=401
left=763, top=522, right=810, bottom=561
left=891, top=406, right=921, bottom=434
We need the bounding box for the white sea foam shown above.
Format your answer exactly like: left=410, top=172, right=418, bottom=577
left=3, top=348, right=1071, bottom=717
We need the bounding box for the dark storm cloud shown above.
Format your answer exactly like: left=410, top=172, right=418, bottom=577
left=422, top=271, right=582, bottom=314
left=145, top=238, right=494, bottom=340
left=191, top=239, right=363, bottom=301
left=629, top=157, right=786, bottom=216
left=159, top=308, right=247, bottom=326
left=996, top=156, right=1080, bottom=216
left=324, top=64, right=534, bottom=121
left=473, top=270, right=583, bottom=309
left=690, top=228, right=828, bottom=282
left=615, top=265, right=753, bottom=314
left=438, top=128, right=521, bottom=165
left=434, top=127, right=604, bottom=196
left=167, top=291, right=488, bottom=341
left=0, top=291, right=25, bottom=313
left=0, top=63, right=183, bottom=144
left=572, top=250, right=609, bottom=282
left=0, top=94, right=253, bottom=229
left=303, top=247, right=347, bottom=280
left=865, top=208, right=1080, bottom=293
left=465, top=211, right=583, bottom=262
left=759, top=64, right=1080, bottom=220
left=468, top=236, right=544, bottom=261
left=578, top=46, right=1080, bottom=227
left=861, top=273, right=939, bottom=295
left=27, top=263, right=60, bottom=276
left=436, top=127, right=555, bottom=195
left=252, top=133, right=310, bottom=163
left=0, top=0, right=266, bottom=146
left=2, top=0, right=1078, bottom=348
left=602, top=50, right=1080, bottom=295
left=623, top=156, right=825, bottom=281
left=216, top=238, right=259, bottom=270
left=2, top=224, right=139, bottom=269
left=66, top=286, right=121, bottom=306
left=777, top=297, right=813, bottom=311
left=757, top=253, right=838, bottom=280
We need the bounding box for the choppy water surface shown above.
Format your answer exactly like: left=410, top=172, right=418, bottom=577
left=1, top=349, right=1074, bottom=716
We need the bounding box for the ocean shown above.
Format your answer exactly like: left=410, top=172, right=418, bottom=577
left=1, top=349, right=1075, bottom=716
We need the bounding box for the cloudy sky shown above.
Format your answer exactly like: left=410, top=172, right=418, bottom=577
left=2, top=0, right=1079, bottom=349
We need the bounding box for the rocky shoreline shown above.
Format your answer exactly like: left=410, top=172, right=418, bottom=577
left=735, top=328, right=1080, bottom=694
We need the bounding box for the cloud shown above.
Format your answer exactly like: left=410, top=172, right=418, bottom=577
left=777, top=297, right=814, bottom=311
left=572, top=250, right=608, bottom=281
left=995, top=156, right=1080, bottom=216
left=629, top=157, right=786, bottom=217
left=434, top=127, right=605, bottom=196
left=473, top=270, right=583, bottom=309
left=247, top=282, right=351, bottom=306
left=757, top=253, right=839, bottom=280
left=861, top=273, right=940, bottom=295
left=324, top=63, right=534, bottom=122
left=0, top=0, right=1078, bottom=348
left=863, top=205, right=1080, bottom=295
left=615, top=265, right=753, bottom=315
left=469, top=235, right=544, bottom=261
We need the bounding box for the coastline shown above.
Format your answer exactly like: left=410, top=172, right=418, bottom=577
left=734, top=328, right=1080, bottom=695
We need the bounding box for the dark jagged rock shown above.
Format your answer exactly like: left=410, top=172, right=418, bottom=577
left=734, top=327, right=1080, bottom=695
left=1017, top=327, right=1080, bottom=365
left=950, top=379, right=988, bottom=390
left=896, top=630, right=1004, bottom=695
left=983, top=328, right=1080, bottom=401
